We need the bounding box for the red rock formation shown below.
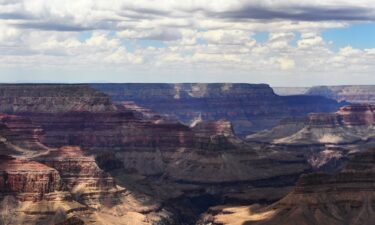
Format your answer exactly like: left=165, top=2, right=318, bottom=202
left=37, top=146, right=116, bottom=191
left=0, top=114, right=46, bottom=151
left=0, top=155, right=61, bottom=200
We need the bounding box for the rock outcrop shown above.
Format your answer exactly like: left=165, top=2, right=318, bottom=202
left=37, top=146, right=117, bottom=192
left=0, top=155, right=62, bottom=201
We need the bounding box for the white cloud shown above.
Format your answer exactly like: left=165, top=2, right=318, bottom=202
left=0, top=0, right=374, bottom=84
left=278, top=57, right=296, bottom=70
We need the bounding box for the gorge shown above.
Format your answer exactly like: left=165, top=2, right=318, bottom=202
left=0, top=83, right=374, bottom=225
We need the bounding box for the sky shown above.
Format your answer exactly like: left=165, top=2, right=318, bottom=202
left=0, top=0, right=375, bottom=86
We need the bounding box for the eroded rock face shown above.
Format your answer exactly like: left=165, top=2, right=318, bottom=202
left=248, top=105, right=375, bottom=145
left=37, top=146, right=116, bottom=192
left=0, top=155, right=61, bottom=201
left=200, top=148, right=375, bottom=225
left=246, top=105, right=375, bottom=173
left=0, top=114, right=47, bottom=153
left=0, top=84, right=116, bottom=113
left=92, top=83, right=340, bottom=137
left=0, top=84, right=323, bottom=224
left=258, top=148, right=375, bottom=225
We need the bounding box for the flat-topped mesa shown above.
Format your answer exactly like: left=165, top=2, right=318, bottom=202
left=0, top=155, right=62, bottom=201
left=92, top=83, right=340, bottom=137
left=92, top=83, right=277, bottom=100
left=0, top=84, right=116, bottom=113
left=37, top=146, right=116, bottom=192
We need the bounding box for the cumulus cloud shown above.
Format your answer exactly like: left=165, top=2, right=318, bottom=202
left=278, top=57, right=295, bottom=70
left=0, top=0, right=374, bottom=84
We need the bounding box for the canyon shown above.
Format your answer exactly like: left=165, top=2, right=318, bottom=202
left=92, top=83, right=341, bottom=137
left=0, top=83, right=374, bottom=225
left=201, top=147, right=375, bottom=225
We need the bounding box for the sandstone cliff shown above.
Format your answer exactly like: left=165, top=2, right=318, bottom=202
left=0, top=155, right=62, bottom=201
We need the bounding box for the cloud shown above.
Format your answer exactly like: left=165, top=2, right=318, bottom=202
left=216, top=4, right=375, bottom=22
left=0, top=0, right=374, bottom=85
left=278, top=57, right=295, bottom=70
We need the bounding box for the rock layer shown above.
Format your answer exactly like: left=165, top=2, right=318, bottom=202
left=248, top=105, right=375, bottom=145
left=201, top=148, right=375, bottom=225
left=0, top=155, right=61, bottom=201
left=92, top=83, right=340, bottom=137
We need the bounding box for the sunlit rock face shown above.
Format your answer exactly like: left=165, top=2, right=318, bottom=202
left=0, top=155, right=62, bottom=201
left=92, top=83, right=341, bottom=137
left=37, top=146, right=117, bottom=192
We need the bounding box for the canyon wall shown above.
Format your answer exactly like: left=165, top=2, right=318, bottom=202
left=92, top=83, right=341, bottom=137
left=200, top=148, right=375, bottom=225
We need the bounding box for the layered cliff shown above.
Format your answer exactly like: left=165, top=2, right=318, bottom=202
left=0, top=155, right=62, bottom=201
left=0, top=84, right=116, bottom=113
left=248, top=105, right=375, bottom=145
left=0, top=84, right=324, bottom=224
left=92, top=83, right=340, bottom=137
left=200, top=148, right=375, bottom=225
left=37, top=146, right=117, bottom=192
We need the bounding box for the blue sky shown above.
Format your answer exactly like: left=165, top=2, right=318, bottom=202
left=323, top=23, right=375, bottom=50
left=0, top=0, right=375, bottom=86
